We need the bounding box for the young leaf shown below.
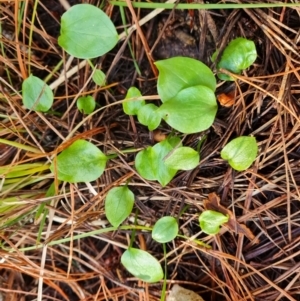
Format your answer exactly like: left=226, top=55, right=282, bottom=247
left=105, top=186, right=134, bottom=227
left=50, top=140, right=107, bottom=183
left=22, top=74, right=53, bottom=112
left=155, top=57, right=216, bottom=102
left=137, top=103, right=161, bottom=131
left=216, top=37, right=257, bottom=81
left=135, top=137, right=181, bottom=186
left=164, top=147, right=199, bottom=170
left=123, top=87, right=146, bottom=115
left=135, top=146, right=157, bottom=181
left=204, top=192, right=255, bottom=241
left=221, top=136, right=258, bottom=171
left=121, top=248, right=164, bottom=283
left=58, top=4, right=118, bottom=59
left=157, top=85, right=217, bottom=134
left=77, top=95, right=96, bottom=114
left=152, top=216, right=178, bottom=243
left=199, top=210, right=229, bottom=235
left=92, top=69, right=106, bottom=86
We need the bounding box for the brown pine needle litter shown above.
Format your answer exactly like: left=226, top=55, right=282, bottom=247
left=0, top=0, right=300, bottom=300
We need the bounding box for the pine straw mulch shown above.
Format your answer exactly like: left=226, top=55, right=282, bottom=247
left=0, top=0, right=300, bottom=300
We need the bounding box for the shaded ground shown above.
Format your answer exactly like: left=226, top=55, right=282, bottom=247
left=0, top=0, right=300, bottom=300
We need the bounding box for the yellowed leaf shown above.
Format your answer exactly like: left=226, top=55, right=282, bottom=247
left=167, top=284, right=205, bottom=301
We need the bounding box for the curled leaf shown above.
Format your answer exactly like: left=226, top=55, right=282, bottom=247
left=215, top=37, right=257, bottom=81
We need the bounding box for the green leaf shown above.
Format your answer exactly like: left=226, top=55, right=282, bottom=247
left=50, top=140, right=107, bottom=183
left=164, top=147, right=199, bottom=170
left=105, top=186, right=134, bottom=227
left=199, top=210, right=229, bottom=235
left=77, top=95, right=96, bottom=114
left=157, top=85, right=217, bottom=134
left=121, top=248, right=164, bottom=282
left=135, top=137, right=181, bottom=186
left=22, top=74, right=53, bottom=112
left=58, top=4, right=118, bottom=59
left=135, top=147, right=157, bottom=181
left=123, top=87, right=146, bottom=115
left=155, top=57, right=216, bottom=102
left=221, top=136, right=258, bottom=171
left=216, top=37, right=257, bottom=81
left=152, top=216, right=178, bottom=243
left=137, top=103, right=161, bottom=131
left=92, top=69, right=106, bottom=86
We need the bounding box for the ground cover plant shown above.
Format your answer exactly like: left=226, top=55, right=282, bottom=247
left=0, top=1, right=300, bottom=300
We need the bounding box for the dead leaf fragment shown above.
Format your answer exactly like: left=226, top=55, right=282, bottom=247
left=217, top=91, right=235, bottom=107
left=153, top=129, right=167, bottom=142
left=204, top=193, right=257, bottom=242
left=167, top=284, right=205, bottom=301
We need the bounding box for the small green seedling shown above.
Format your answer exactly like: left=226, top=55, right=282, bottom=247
left=135, top=136, right=199, bottom=186
left=213, top=37, right=257, bottom=81
left=22, top=74, right=53, bottom=112
left=50, top=139, right=108, bottom=183
left=121, top=248, right=164, bottom=283
left=123, top=86, right=146, bottom=115
left=135, top=137, right=179, bottom=186
left=221, top=136, right=258, bottom=171
left=77, top=96, right=96, bottom=114
left=58, top=4, right=118, bottom=59
left=105, top=186, right=134, bottom=227
left=152, top=216, right=178, bottom=243
left=155, top=57, right=217, bottom=134
left=123, top=57, right=218, bottom=133
left=199, top=210, right=229, bottom=235
left=92, top=69, right=106, bottom=86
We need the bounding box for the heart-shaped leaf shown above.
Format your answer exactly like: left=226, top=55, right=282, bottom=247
left=123, top=87, right=146, bottom=115
left=157, top=85, right=217, bottom=134
left=221, top=136, right=258, bottom=171
left=137, top=103, right=161, bottom=131
left=77, top=95, right=96, bottom=114
left=105, top=186, right=134, bottom=227
left=121, top=248, right=164, bottom=283
left=58, top=4, right=118, bottom=59
left=164, top=147, right=199, bottom=170
left=135, top=137, right=181, bottom=186
left=155, top=57, right=216, bottom=102
left=152, top=216, right=178, bottom=243
left=22, top=75, right=53, bottom=112
left=215, top=37, right=257, bottom=81
left=50, top=140, right=107, bottom=183
left=199, top=210, right=229, bottom=235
